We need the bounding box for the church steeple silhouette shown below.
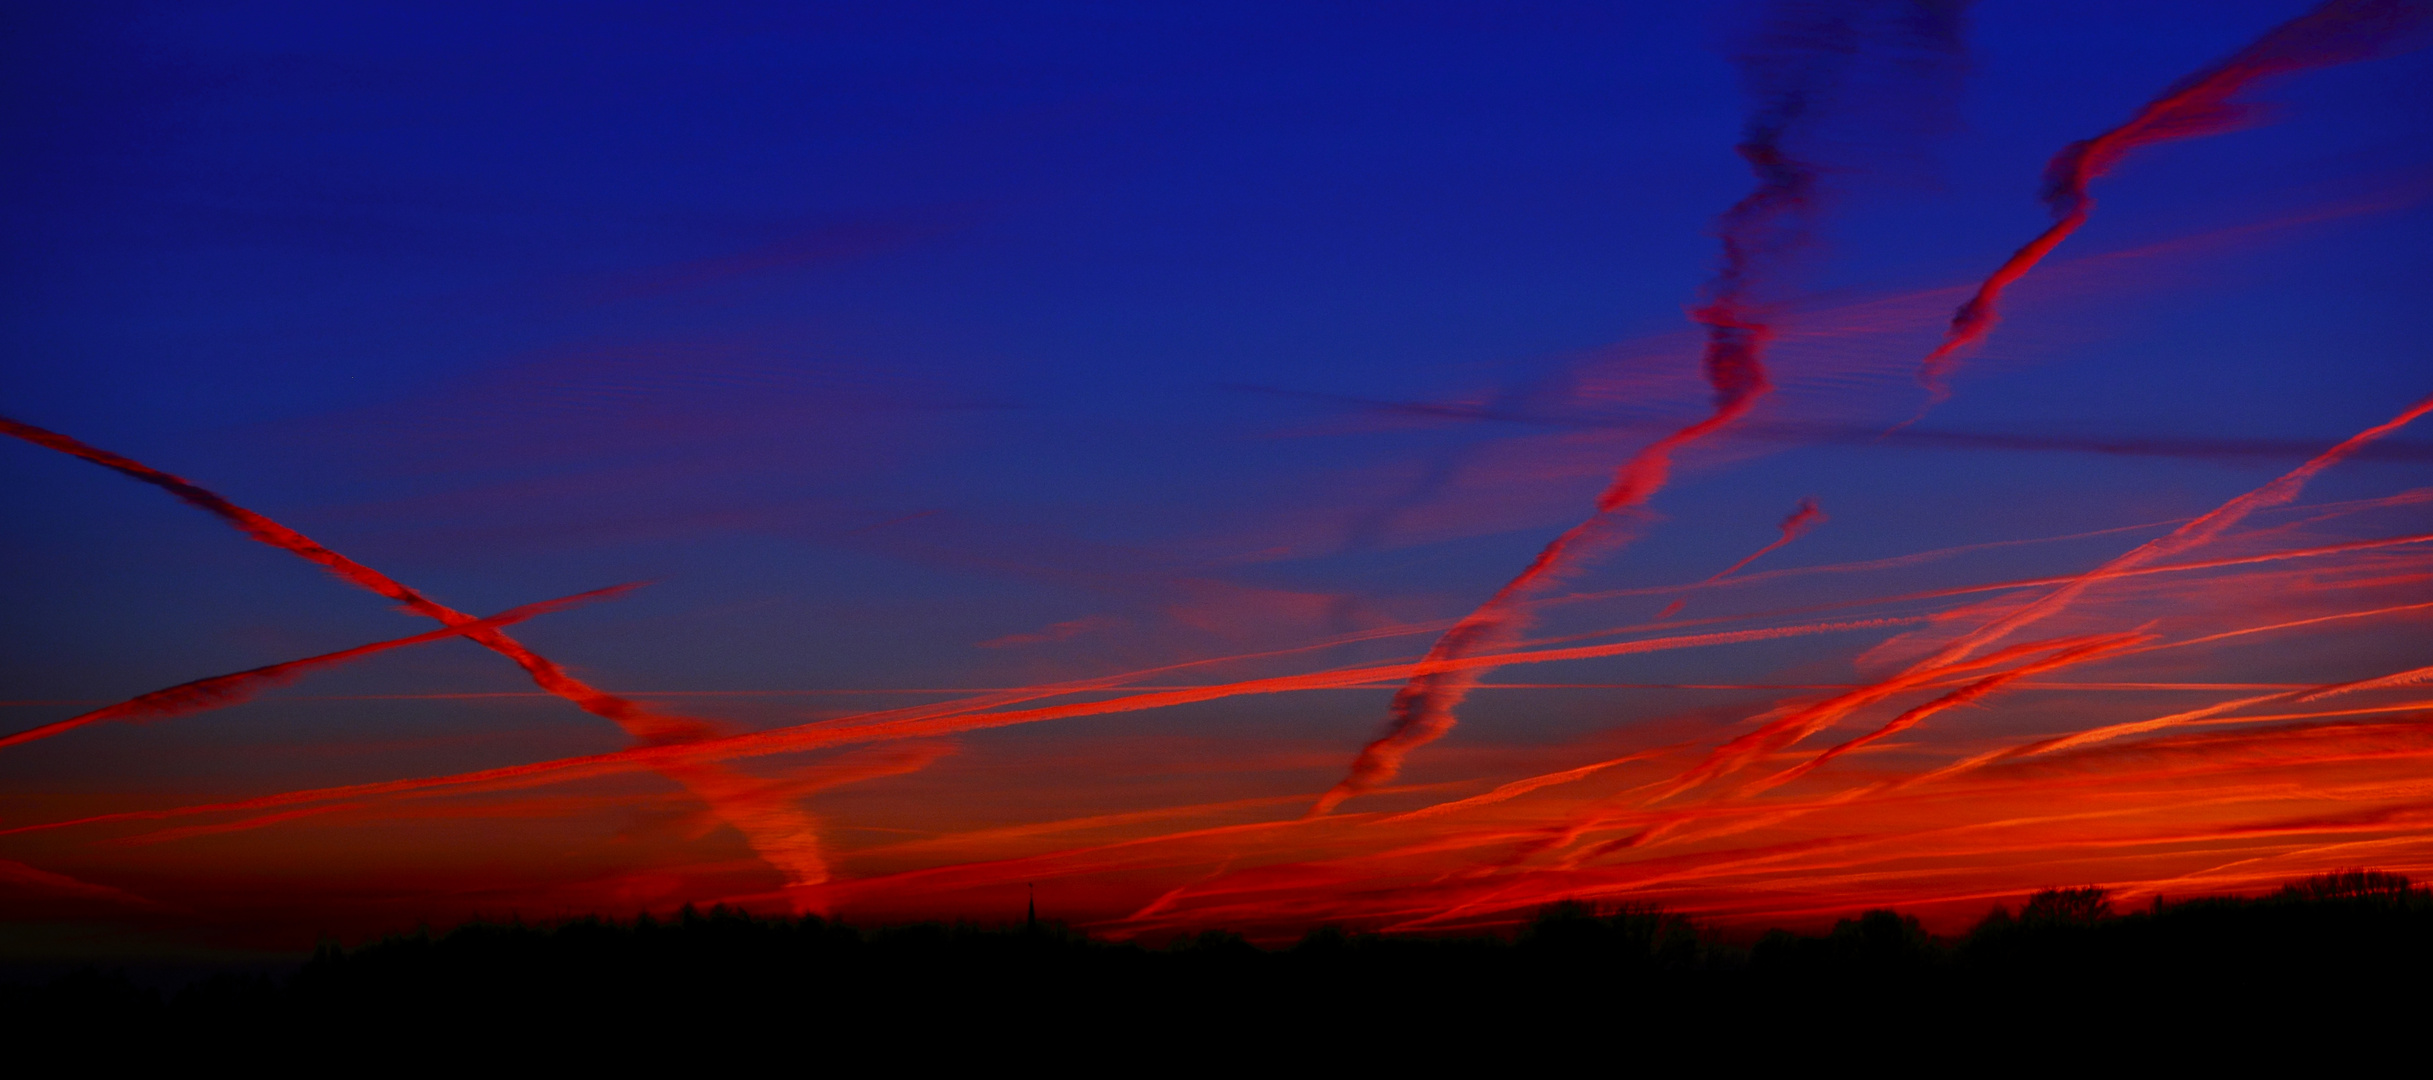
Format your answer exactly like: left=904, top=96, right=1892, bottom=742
left=1026, top=883, right=1036, bottom=933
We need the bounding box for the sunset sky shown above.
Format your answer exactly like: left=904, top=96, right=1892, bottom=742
left=4, top=0, right=2430, bottom=962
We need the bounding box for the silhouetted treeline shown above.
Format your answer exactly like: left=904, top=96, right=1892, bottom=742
left=9, top=870, right=2429, bottom=1061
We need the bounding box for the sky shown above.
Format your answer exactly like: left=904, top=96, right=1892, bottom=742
left=3, top=0, right=2430, bottom=960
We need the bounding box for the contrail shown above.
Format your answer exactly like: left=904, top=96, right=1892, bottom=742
left=0, top=858, right=159, bottom=907
left=1599, top=638, right=2433, bottom=878
left=946, top=709, right=2433, bottom=929
left=1, top=414, right=836, bottom=902
left=1376, top=747, right=1679, bottom=825
left=1574, top=601, right=2433, bottom=854
left=19, top=519, right=2418, bottom=843
left=1390, top=718, right=2433, bottom=925
left=1472, top=634, right=2118, bottom=868
left=1917, top=649, right=2433, bottom=784
left=0, top=584, right=642, bottom=751
left=1657, top=497, right=1824, bottom=618
left=806, top=712, right=2433, bottom=930
left=9, top=513, right=2413, bottom=851
left=0, top=417, right=701, bottom=739
left=305, top=527, right=2409, bottom=859
left=1649, top=392, right=2431, bottom=801
left=1644, top=634, right=2116, bottom=804
left=1121, top=856, right=1240, bottom=924
left=1742, top=634, right=2146, bottom=793
left=1913, top=0, right=2430, bottom=404
left=1305, top=2, right=1968, bottom=817
left=1243, top=383, right=2433, bottom=462
left=1906, top=708, right=2433, bottom=807
left=1912, top=394, right=2433, bottom=668
left=1486, top=782, right=2433, bottom=928
left=1924, top=695, right=2279, bottom=783
left=116, top=740, right=957, bottom=849
left=0, top=617, right=1929, bottom=842
left=2296, top=663, right=2433, bottom=701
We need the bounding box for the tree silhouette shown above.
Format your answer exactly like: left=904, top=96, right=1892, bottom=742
left=2280, top=868, right=2414, bottom=903
left=2018, top=885, right=2112, bottom=926
left=13, top=869, right=2433, bottom=1057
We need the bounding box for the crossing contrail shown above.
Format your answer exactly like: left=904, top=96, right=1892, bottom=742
left=1, top=415, right=837, bottom=902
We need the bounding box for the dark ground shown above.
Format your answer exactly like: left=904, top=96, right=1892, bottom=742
left=7, top=870, right=2425, bottom=1064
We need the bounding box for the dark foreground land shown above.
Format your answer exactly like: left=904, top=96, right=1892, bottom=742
left=9, top=870, right=2429, bottom=1061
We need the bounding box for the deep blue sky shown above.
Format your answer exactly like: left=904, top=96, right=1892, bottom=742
left=7, top=0, right=2429, bottom=705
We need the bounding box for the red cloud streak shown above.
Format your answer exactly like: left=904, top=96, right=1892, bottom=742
left=1915, top=0, right=2430, bottom=403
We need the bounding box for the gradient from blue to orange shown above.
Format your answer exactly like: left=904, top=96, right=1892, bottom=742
left=3, top=1, right=2430, bottom=961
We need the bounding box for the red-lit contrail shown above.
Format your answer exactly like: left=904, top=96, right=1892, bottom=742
left=1399, top=718, right=2433, bottom=920
left=1591, top=679, right=2433, bottom=868
left=2298, top=664, right=2433, bottom=701
left=1917, top=648, right=2433, bottom=785
left=1537, top=710, right=2433, bottom=861
left=32, top=527, right=2408, bottom=849
left=1306, top=5, right=1966, bottom=817
left=0, top=858, right=157, bottom=907
left=1914, top=393, right=2432, bottom=670
left=1265, top=381, right=2433, bottom=464
left=810, top=710, right=2433, bottom=931
left=0, top=415, right=834, bottom=900
left=1914, top=0, right=2429, bottom=403
left=1644, top=634, right=2111, bottom=804
left=1618, top=593, right=2430, bottom=828
left=1470, top=635, right=2128, bottom=868
left=997, top=709, right=2433, bottom=931
left=1743, top=634, right=2145, bottom=793
left=0, top=417, right=703, bottom=740
left=0, top=584, right=641, bottom=751
left=1656, top=497, right=1824, bottom=619
left=1377, top=747, right=1679, bottom=825
left=115, top=741, right=956, bottom=849
left=1122, top=856, right=1242, bottom=923
left=1649, top=386, right=2427, bottom=801
left=1653, top=599, right=2433, bottom=814
left=0, top=616, right=1926, bottom=842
